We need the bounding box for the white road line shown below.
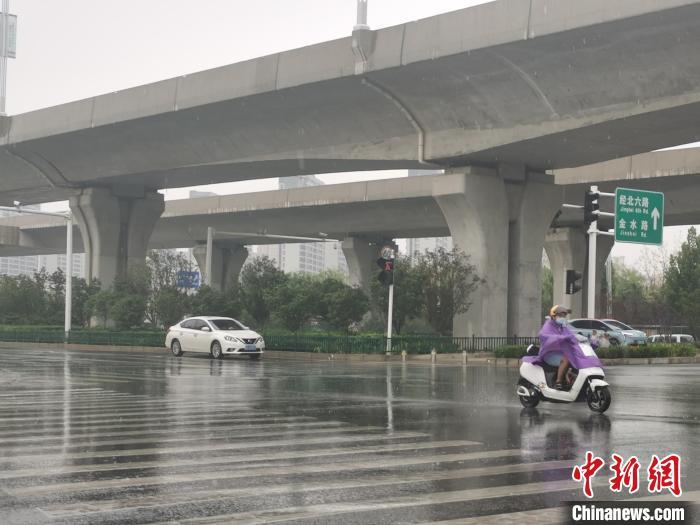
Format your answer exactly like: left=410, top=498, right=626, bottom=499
left=43, top=459, right=575, bottom=517
left=0, top=439, right=475, bottom=480
left=10, top=446, right=516, bottom=496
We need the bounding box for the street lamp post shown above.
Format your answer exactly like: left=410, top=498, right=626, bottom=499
left=0, top=205, right=73, bottom=339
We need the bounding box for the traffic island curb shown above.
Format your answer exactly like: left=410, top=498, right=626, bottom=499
left=0, top=342, right=697, bottom=366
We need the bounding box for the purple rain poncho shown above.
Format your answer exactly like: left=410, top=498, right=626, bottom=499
left=522, top=319, right=603, bottom=370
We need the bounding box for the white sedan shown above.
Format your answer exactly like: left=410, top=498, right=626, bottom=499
left=165, top=316, right=265, bottom=359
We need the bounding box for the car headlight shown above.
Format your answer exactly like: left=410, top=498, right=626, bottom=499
left=256, top=337, right=264, bottom=345
left=224, top=335, right=241, bottom=343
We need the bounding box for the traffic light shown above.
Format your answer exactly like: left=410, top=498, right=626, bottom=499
left=584, top=190, right=600, bottom=226
left=566, top=269, right=583, bottom=295
left=377, top=257, right=394, bottom=286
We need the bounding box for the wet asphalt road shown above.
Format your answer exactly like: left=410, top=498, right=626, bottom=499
left=0, top=347, right=698, bottom=524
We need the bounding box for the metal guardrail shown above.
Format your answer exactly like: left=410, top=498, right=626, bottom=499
left=0, top=330, right=539, bottom=354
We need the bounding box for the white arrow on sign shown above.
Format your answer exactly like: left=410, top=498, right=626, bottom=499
left=651, top=208, right=660, bottom=230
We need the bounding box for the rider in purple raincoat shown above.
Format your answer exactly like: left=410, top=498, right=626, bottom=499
left=523, top=305, right=603, bottom=390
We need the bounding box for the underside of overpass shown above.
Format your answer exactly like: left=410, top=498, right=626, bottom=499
left=2, top=0, right=700, bottom=206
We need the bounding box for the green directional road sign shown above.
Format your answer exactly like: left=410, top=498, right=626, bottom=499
left=614, top=188, right=664, bottom=245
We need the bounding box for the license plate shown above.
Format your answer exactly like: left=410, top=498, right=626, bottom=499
left=244, top=344, right=257, bottom=352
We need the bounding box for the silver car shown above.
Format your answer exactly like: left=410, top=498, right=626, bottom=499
left=568, top=318, right=646, bottom=346
left=600, top=319, right=648, bottom=345
left=165, top=316, right=265, bottom=359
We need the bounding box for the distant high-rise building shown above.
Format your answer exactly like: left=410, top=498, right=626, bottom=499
left=189, top=190, right=218, bottom=199
left=0, top=206, right=40, bottom=277
left=279, top=175, right=323, bottom=189
left=254, top=176, right=349, bottom=278
left=38, top=253, right=86, bottom=278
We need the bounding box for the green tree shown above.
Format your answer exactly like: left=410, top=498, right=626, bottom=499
left=0, top=274, right=47, bottom=324
left=189, top=285, right=241, bottom=318
left=240, top=257, right=287, bottom=326
left=541, top=265, right=553, bottom=322
left=71, top=278, right=102, bottom=327
left=317, top=275, right=368, bottom=332
left=370, top=255, right=424, bottom=335
left=415, top=247, right=484, bottom=335
left=101, top=264, right=150, bottom=329
left=110, top=294, right=148, bottom=330
left=153, top=286, right=190, bottom=328
left=45, top=269, right=66, bottom=325
left=663, top=227, right=700, bottom=336
left=267, top=274, right=320, bottom=332
left=86, top=289, right=115, bottom=328
left=612, top=265, right=647, bottom=322
left=145, top=250, right=193, bottom=327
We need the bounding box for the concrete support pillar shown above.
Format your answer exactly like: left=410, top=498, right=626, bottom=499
left=192, top=243, right=249, bottom=292
left=69, top=187, right=164, bottom=287
left=435, top=168, right=509, bottom=337
left=503, top=166, right=563, bottom=337
left=545, top=227, right=614, bottom=319
left=341, top=236, right=378, bottom=295
left=545, top=227, right=586, bottom=318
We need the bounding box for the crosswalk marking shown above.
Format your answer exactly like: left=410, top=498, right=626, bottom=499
left=42, top=459, right=574, bottom=517
left=2, top=347, right=694, bottom=525
left=0, top=439, right=480, bottom=480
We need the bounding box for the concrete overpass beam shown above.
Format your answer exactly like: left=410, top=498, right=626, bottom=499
left=436, top=169, right=509, bottom=337
left=69, top=187, right=164, bottom=287
left=504, top=167, right=563, bottom=336
left=192, top=243, right=248, bottom=292
left=0, top=225, right=20, bottom=247
left=544, top=227, right=614, bottom=319
left=341, top=236, right=379, bottom=296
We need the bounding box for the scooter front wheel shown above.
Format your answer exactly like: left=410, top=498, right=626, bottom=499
left=587, top=386, right=611, bottom=413
left=519, top=394, right=540, bottom=408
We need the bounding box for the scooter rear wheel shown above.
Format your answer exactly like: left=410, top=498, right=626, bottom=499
left=587, top=386, right=611, bottom=413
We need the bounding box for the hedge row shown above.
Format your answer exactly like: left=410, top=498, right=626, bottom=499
left=493, top=344, right=697, bottom=359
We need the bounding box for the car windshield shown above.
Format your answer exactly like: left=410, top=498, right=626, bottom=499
left=604, top=320, right=633, bottom=330
left=210, top=318, right=245, bottom=331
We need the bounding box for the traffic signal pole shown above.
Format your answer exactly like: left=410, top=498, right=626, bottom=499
left=586, top=188, right=598, bottom=319
left=377, top=244, right=396, bottom=355
left=386, top=282, right=394, bottom=356
left=585, top=185, right=615, bottom=318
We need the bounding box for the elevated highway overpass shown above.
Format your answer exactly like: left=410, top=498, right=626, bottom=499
left=0, top=171, right=562, bottom=337
left=4, top=0, right=700, bottom=335
left=4, top=149, right=700, bottom=335
left=2, top=0, right=700, bottom=204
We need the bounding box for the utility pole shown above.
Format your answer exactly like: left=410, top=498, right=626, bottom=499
left=0, top=0, right=15, bottom=115
left=355, top=0, right=369, bottom=30
left=205, top=226, right=213, bottom=287
left=606, top=256, right=613, bottom=317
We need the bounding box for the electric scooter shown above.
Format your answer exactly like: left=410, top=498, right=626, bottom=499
left=516, top=335, right=611, bottom=413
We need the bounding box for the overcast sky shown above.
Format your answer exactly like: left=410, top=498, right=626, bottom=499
left=3, top=0, right=694, bottom=267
